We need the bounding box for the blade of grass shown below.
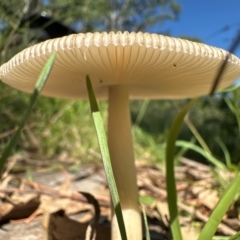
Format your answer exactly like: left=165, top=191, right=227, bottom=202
left=139, top=195, right=155, bottom=206
left=142, top=205, right=151, bottom=240
left=174, top=138, right=196, bottom=161
left=184, top=115, right=212, bottom=154
left=135, top=99, right=150, bottom=125
left=86, top=76, right=127, bottom=240
left=210, top=30, right=240, bottom=95
left=212, top=236, right=233, bottom=240
left=211, top=167, right=228, bottom=189
left=197, top=172, right=240, bottom=240
left=166, top=98, right=198, bottom=240
left=0, top=51, right=57, bottom=173
left=220, top=83, right=240, bottom=93
left=215, top=138, right=232, bottom=170
left=224, top=96, right=240, bottom=134
left=228, top=231, right=240, bottom=240
left=175, top=140, right=227, bottom=170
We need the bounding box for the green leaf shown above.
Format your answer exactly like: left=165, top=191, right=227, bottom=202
left=215, top=138, right=232, bottom=170
left=139, top=195, right=155, bottom=206
left=198, top=172, right=240, bottom=240
left=185, top=116, right=212, bottom=154
left=0, top=51, right=57, bottom=173
left=86, top=76, right=99, bottom=112
left=86, top=76, right=127, bottom=240
left=135, top=99, right=150, bottom=125
left=142, top=206, right=151, bottom=240
left=175, top=140, right=227, bottom=170
left=228, top=231, right=240, bottom=240
left=166, top=98, right=198, bottom=240
left=224, top=96, right=240, bottom=134
left=219, top=83, right=240, bottom=93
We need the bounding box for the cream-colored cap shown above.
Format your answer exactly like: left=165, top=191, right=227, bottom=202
left=1, top=31, right=240, bottom=99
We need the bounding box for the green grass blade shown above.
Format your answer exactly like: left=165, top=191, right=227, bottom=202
left=0, top=51, right=57, bottom=173
left=166, top=98, right=198, bottom=240
left=219, top=83, right=240, bottom=93
left=174, top=138, right=196, bottom=161
left=185, top=116, right=212, bottom=154
left=211, top=167, right=228, bottom=189
left=86, top=76, right=127, bottom=240
left=215, top=138, right=232, bottom=169
left=86, top=76, right=99, bottom=112
left=139, top=195, right=155, bottom=206
left=142, top=206, right=151, bottom=240
left=224, top=97, right=240, bottom=134
left=135, top=99, right=150, bottom=125
left=198, top=172, right=240, bottom=240
left=212, top=236, right=234, bottom=240
left=228, top=231, right=240, bottom=240
left=175, top=140, right=227, bottom=170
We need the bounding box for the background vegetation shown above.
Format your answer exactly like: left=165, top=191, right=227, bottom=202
left=1, top=0, right=240, bottom=168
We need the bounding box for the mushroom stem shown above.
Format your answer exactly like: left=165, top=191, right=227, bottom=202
left=108, top=85, right=142, bottom=240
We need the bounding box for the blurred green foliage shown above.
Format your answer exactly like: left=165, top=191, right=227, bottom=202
left=131, top=93, right=240, bottom=164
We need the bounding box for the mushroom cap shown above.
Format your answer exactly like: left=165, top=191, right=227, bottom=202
left=1, top=31, right=240, bottom=99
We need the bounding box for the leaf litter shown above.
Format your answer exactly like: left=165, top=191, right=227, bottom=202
left=0, top=152, right=239, bottom=240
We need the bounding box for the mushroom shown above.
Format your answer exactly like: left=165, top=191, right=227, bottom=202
left=1, top=32, right=240, bottom=240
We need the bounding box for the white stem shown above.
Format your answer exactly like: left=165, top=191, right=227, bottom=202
left=108, top=85, right=142, bottom=240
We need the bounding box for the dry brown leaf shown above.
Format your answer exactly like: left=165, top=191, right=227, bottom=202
left=181, top=225, right=200, bottom=240
left=0, top=196, right=40, bottom=222
left=43, top=209, right=89, bottom=240
left=187, top=169, right=212, bottom=180
left=155, top=201, right=169, bottom=227
left=199, top=190, right=219, bottom=210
